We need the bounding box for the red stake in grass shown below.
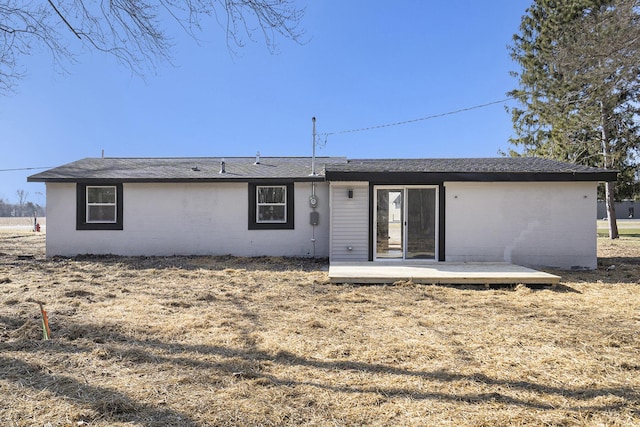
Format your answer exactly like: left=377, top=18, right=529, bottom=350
left=39, top=303, right=51, bottom=340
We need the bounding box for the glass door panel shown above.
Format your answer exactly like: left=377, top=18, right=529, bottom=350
left=376, top=189, right=403, bottom=259
left=406, top=188, right=436, bottom=260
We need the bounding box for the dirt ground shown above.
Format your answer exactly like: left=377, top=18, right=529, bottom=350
left=1, top=230, right=639, bottom=426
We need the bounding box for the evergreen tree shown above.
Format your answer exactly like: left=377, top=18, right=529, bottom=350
left=509, top=0, right=640, bottom=238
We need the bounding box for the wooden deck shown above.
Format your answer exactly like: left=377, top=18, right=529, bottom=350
left=328, top=262, right=561, bottom=285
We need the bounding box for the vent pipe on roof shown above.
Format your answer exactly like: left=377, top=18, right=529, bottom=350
left=255, top=151, right=260, bottom=165
left=220, top=159, right=226, bottom=174
left=101, top=149, right=104, bottom=159
left=310, top=117, right=317, bottom=176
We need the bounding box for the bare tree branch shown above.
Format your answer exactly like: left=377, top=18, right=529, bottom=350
left=47, top=0, right=82, bottom=39
left=0, top=0, right=304, bottom=93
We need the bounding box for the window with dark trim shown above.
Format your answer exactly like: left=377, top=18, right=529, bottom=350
left=256, top=185, right=287, bottom=223
left=248, top=182, right=294, bottom=230
left=76, top=183, right=123, bottom=230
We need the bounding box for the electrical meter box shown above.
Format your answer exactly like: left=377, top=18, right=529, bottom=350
left=309, top=195, right=318, bottom=208
left=310, top=211, right=319, bottom=226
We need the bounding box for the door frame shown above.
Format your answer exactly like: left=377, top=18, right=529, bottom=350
left=373, top=185, right=439, bottom=261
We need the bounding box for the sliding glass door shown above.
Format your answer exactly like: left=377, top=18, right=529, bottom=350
left=375, top=186, right=437, bottom=260
left=376, top=188, right=403, bottom=259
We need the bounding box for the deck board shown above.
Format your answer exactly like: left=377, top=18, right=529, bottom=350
left=328, top=262, right=561, bottom=285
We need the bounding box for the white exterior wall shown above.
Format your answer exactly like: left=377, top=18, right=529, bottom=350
left=329, top=182, right=369, bottom=261
left=45, top=181, right=330, bottom=257
left=445, top=181, right=598, bottom=269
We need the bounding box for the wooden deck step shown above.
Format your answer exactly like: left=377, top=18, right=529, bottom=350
left=328, top=262, right=561, bottom=285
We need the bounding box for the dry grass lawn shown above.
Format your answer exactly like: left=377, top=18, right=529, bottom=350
left=1, top=229, right=639, bottom=426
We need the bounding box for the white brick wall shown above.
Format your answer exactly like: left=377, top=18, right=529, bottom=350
left=45, top=181, right=329, bottom=257
left=444, top=181, right=597, bottom=269
left=46, top=179, right=600, bottom=269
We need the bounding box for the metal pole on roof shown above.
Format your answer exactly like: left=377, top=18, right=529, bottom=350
left=310, top=117, right=317, bottom=176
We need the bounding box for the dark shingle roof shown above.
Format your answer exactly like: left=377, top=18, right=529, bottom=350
left=28, top=156, right=617, bottom=183
left=28, top=157, right=347, bottom=182
left=324, top=157, right=617, bottom=182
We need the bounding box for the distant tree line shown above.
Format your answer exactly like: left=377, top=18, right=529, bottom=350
left=0, top=190, right=45, bottom=217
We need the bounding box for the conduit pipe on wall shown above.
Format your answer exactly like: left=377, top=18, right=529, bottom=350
left=310, top=182, right=317, bottom=258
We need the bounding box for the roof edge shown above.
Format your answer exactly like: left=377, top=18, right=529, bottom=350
left=324, top=170, right=618, bottom=183
left=27, top=176, right=328, bottom=183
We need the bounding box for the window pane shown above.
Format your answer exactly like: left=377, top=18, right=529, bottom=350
left=257, top=187, right=285, bottom=204
left=258, top=206, right=285, bottom=222
left=88, top=206, right=116, bottom=222
left=88, top=187, right=116, bottom=203
left=406, top=188, right=436, bottom=260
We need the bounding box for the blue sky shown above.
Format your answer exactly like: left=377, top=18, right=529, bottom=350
left=0, top=1, right=529, bottom=204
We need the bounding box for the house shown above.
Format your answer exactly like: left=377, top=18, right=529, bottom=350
left=28, top=156, right=616, bottom=269
left=597, top=200, right=639, bottom=219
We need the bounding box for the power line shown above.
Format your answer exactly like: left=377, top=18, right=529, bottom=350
left=322, top=97, right=516, bottom=136
left=0, top=166, right=54, bottom=172
left=1, top=99, right=518, bottom=167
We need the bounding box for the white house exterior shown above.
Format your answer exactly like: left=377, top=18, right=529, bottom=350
left=29, top=156, right=616, bottom=269
left=45, top=181, right=330, bottom=257
left=444, top=181, right=597, bottom=269
left=31, top=157, right=342, bottom=258
left=329, top=182, right=370, bottom=262
left=325, top=158, right=616, bottom=270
